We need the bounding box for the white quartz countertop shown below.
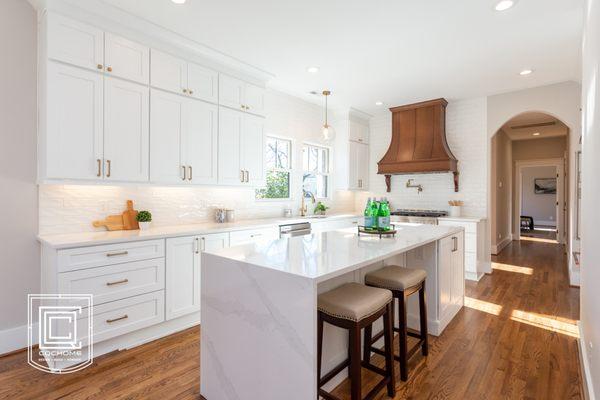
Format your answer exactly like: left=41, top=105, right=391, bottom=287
left=438, top=216, right=486, bottom=222
left=205, top=224, right=464, bottom=283
left=37, top=213, right=361, bottom=249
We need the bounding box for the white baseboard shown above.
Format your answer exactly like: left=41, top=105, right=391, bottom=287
left=0, top=322, right=38, bottom=356
left=491, top=236, right=512, bottom=255
left=536, top=220, right=557, bottom=227
left=465, top=271, right=484, bottom=281
left=579, top=322, right=596, bottom=400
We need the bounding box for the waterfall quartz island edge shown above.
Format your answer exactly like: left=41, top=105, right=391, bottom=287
left=200, top=224, right=465, bottom=400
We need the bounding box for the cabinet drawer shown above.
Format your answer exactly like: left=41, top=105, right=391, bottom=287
left=229, top=227, right=278, bottom=246
left=58, top=240, right=165, bottom=272
left=58, top=259, right=165, bottom=305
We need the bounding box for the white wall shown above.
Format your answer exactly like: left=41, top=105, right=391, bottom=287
left=520, top=166, right=557, bottom=226
left=355, top=97, right=488, bottom=217
left=580, top=0, right=600, bottom=397
left=38, top=89, right=356, bottom=235
left=0, top=0, right=39, bottom=353
left=491, top=129, right=512, bottom=251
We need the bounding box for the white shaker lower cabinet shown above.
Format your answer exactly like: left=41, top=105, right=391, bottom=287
left=311, top=217, right=360, bottom=233
left=438, top=233, right=465, bottom=317
left=165, top=233, right=229, bottom=320
left=438, top=217, right=487, bottom=281
left=229, top=227, right=279, bottom=247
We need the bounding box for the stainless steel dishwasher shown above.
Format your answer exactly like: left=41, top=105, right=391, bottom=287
left=279, top=222, right=312, bottom=238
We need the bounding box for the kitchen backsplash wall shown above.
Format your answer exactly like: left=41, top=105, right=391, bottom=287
left=356, top=97, right=488, bottom=217
left=39, top=88, right=356, bottom=235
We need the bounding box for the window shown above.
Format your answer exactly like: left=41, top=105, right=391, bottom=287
left=255, top=137, right=292, bottom=200
left=302, top=144, right=329, bottom=199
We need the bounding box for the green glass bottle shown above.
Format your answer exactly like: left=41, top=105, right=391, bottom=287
left=371, top=198, right=380, bottom=230
left=378, top=198, right=391, bottom=231
left=363, top=197, right=373, bottom=228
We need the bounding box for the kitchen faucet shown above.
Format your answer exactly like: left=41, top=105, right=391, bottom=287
left=300, top=189, right=316, bottom=216
left=406, top=179, right=423, bottom=193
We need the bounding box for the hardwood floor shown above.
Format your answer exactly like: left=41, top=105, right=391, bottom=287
left=0, top=240, right=582, bottom=400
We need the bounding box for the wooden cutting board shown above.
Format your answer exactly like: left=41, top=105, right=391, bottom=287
left=122, top=200, right=139, bottom=230
left=93, top=215, right=125, bottom=231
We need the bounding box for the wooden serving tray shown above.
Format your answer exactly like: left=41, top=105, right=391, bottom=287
left=357, top=226, right=397, bottom=238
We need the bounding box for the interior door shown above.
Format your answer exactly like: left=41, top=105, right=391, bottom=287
left=218, top=107, right=244, bottom=185
left=46, top=63, right=103, bottom=180
left=150, top=49, right=188, bottom=96
left=187, top=62, right=218, bottom=104
left=185, top=99, right=218, bottom=184
left=47, top=13, right=104, bottom=71
left=104, top=33, right=149, bottom=84
left=241, top=113, right=266, bottom=186
left=166, top=236, right=200, bottom=320
left=150, top=89, right=185, bottom=183
left=244, top=83, right=266, bottom=116
left=219, top=75, right=245, bottom=111
left=104, top=77, right=149, bottom=182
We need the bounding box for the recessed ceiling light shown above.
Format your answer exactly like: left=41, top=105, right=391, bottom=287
left=171, top=0, right=186, bottom=4
left=307, top=66, right=320, bottom=73
left=495, top=0, right=515, bottom=11
left=520, top=69, right=533, bottom=76
left=375, top=101, right=384, bottom=106
left=532, top=132, right=541, bottom=136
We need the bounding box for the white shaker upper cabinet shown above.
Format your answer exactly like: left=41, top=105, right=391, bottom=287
left=150, top=89, right=185, bottom=183
left=104, top=33, right=149, bottom=84
left=104, top=77, right=149, bottom=182
left=218, top=107, right=245, bottom=185
left=150, top=50, right=188, bottom=96
left=349, top=120, right=369, bottom=144
left=185, top=99, right=218, bottom=185
left=187, top=62, right=218, bottom=104
left=47, top=14, right=103, bottom=71
left=356, top=141, right=369, bottom=190
left=45, top=63, right=103, bottom=180
left=219, top=75, right=245, bottom=111
left=241, top=114, right=266, bottom=186
left=244, top=84, right=266, bottom=116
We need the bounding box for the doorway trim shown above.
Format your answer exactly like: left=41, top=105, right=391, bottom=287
left=514, top=158, right=565, bottom=244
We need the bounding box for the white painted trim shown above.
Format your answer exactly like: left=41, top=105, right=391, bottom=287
left=491, top=235, right=513, bottom=255
left=0, top=323, right=38, bottom=356
left=514, top=158, right=565, bottom=245
left=579, top=322, right=596, bottom=400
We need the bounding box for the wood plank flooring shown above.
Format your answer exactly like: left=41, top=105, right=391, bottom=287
left=0, top=240, right=582, bottom=400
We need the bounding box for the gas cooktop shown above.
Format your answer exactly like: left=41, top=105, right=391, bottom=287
left=391, top=209, right=448, bottom=218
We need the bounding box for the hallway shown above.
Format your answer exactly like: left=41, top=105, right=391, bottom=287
left=0, top=241, right=583, bottom=400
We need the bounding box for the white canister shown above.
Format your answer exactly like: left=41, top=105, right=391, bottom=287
left=139, top=221, right=152, bottom=230
left=449, top=206, right=461, bottom=217
left=225, top=209, right=235, bottom=222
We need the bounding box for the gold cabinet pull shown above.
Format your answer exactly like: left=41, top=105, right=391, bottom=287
left=188, top=166, right=192, bottom=181
left=106, top=314, right=128, bottom=324
left=106, top=278, right=129, bottom=286
left=239, top=170, right=244, bottom=182
left=106, top=160, right=111, bottom=177
left=181, top=165, right=187, bottom=181
left=97, top=64, right=103, bottom=70
left=96, top=159, right=102, bottom=177
left=106, top=251, right=128, bottom=257
left=245, top=170, right=249, bottom=182
left=107, top=66, right=113, bottom=72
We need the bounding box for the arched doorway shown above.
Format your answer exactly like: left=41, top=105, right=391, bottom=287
left=490, top=111, right=569, bottom=254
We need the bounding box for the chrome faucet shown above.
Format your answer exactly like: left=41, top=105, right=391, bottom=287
left=300, top=189, right=316, bottom=216
left=406, top=179, right=423, bottom=193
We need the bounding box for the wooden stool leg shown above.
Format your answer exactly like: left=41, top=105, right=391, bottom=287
left=419, top=282, right=429, bottom=356
left=383, top=303, right=396, bottom=397
left=398, top=292, right=408, bottom=381
left=349, top=325, right=362, bottom=400
left=363, top=324, right=372, bottom=363
left=317, top=313, right=324, bottom=387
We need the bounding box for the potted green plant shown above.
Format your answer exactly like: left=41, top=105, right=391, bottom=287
left=314, top=202, right=329, bottom=216
left=136, top=210, right=152, bottom=230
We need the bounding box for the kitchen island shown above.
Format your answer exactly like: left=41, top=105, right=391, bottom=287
left=200, top=224, right=465, bottom=400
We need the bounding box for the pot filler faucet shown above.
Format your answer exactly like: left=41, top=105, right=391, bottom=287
left=406, top=179, right=423, bottom=193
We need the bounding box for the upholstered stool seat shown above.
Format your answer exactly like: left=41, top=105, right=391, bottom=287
left=318, top=282, right=393, bottom=322
left=365, top=266, right=427, bottom=290
left=364, top=266, right=428, bottom=382
left=317, top=283, right=396, bottom=400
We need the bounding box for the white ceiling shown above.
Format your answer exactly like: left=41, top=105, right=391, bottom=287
left=502, top=112, right=569, bottom=141
left=101, top=0, right=583, bottom=114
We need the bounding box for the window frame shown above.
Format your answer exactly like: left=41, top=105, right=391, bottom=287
left=302, top=142, right=331, bottom=200
left=255, top=135, right=293, bottom=202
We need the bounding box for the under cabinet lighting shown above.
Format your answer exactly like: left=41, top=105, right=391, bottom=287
left=171, top=0, right=186, bottom=4
left=495, top=0, right=515, bottom=11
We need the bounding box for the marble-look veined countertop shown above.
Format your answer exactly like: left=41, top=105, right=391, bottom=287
left=37, top=213, right=361, bottom=249
left=205, top=224, right=464, bottom=283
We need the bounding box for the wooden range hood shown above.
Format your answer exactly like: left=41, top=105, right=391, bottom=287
left=377, top=98, right=459, bottom=192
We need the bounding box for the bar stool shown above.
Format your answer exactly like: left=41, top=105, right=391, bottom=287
left=317, top=282, right=396, bottom=400
left=363, top=266, right=428, bottom=381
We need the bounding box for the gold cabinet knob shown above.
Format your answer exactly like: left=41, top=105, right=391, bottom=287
left=107, top=66, right=113, bottom=72
left=183, top=88, right=188, bottom=94
left=189, top=89, right=193, bottom=95
left=97, top=64, right=103, bottom=70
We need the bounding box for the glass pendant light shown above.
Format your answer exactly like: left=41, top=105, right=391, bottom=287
left=321, top=90, right=335, bottom=142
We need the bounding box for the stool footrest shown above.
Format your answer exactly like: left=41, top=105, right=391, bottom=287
left=364, top=377, right=391, bottom=400
left=361, top=360, right=387, bottom=377
left=369, top=339, right=425, bottom=363
left=319, top=358, right=350, bottom=387
left=319, top=388, right=342, bottom=400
